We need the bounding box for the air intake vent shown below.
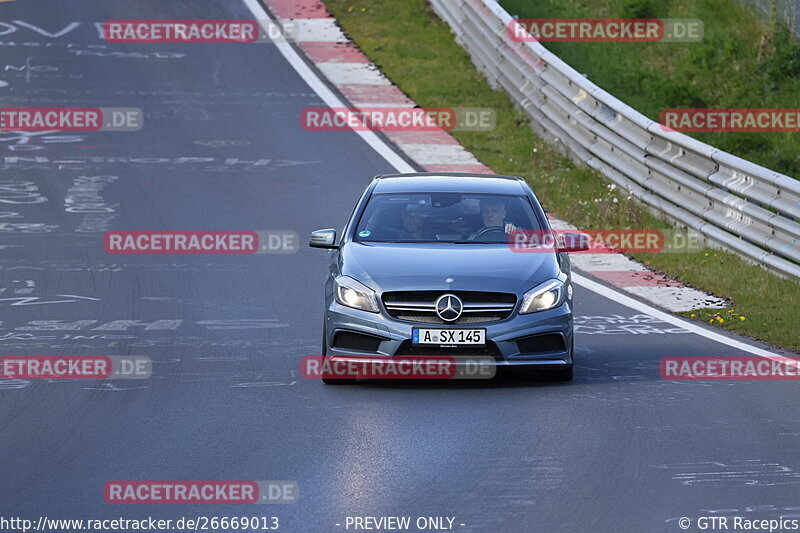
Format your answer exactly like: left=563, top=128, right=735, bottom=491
left=332, top=331, right=383, bottom=352
left=515, top=334, right=565, bottom=354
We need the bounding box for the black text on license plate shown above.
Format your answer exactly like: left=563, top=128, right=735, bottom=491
left=412, top=328, right=485, bottom=345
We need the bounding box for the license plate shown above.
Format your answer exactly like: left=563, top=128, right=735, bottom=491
left=412, top=328, right=486, bottom=346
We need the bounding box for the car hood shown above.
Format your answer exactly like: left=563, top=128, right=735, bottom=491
left=340, top=242, right=562, bottom=295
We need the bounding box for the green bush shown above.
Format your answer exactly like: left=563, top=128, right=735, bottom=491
left=762, top=28, right=800, bottom=81
left=620, top=0, right=670, bottom=18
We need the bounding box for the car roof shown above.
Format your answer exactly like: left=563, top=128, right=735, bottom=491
left=373, top=173, right=527, bottom=195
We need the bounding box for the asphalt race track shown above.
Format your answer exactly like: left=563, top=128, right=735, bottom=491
left=0, top=1, right=798, bottom=532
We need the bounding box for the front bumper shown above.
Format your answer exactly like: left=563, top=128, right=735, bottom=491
left=325, top=299, right=573, bottom=368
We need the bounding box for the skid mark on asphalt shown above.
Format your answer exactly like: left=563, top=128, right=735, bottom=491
left=656, top=460, right=800, bottom=486
left=0, top=336, right=311, bottom=392
left=0, top=260, right=254, bottom=273
left=424, top=456, right=564, bottom=530
left=232, top=380, right=296, bottom=387
left=81, top=382, right=149, bottom=391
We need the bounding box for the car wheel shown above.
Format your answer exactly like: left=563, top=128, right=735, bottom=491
left=321, top=324, right=356, bottom=385
left=549, top=339, right=574, bottom=381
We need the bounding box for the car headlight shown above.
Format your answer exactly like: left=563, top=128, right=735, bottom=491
left=520, top=278, right=566, bottom=314
left=335, top=276, right=380, bottom=313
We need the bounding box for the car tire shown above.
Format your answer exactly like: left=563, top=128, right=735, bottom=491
left=549, top=339, right=574, bottom=381
left=549, top=365, right=573, bottom=382
left=321, top=323, right=327, bottom=356
left=321, top=324, right=356, bottom=385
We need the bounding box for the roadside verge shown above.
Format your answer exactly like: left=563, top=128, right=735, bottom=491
left=254, top=0, right=799, bottom=352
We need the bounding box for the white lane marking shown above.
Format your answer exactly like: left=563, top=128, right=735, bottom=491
left=243, top=0, right=793, bottom=360
left=573, top=272, right=798, bottom=363
left=242, top=0, right=415, bottom=174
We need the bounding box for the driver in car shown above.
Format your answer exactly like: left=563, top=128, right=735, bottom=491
left=470, top=198, right=516, bottom=239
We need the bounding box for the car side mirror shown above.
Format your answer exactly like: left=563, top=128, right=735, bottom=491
left=557, top=232, right=589, bottom=253
left=309, top=228, right=338, bottom=249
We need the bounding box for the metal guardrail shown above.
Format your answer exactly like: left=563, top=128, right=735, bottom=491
left=738, top=0, right=800, bottom=37
left=429, top=0, right=800, bottom=279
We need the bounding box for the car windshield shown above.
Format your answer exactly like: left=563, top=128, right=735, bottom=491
left=354, top=192, right=543, bottom=243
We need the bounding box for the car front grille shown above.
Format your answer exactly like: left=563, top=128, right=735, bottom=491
left=382, top=290, right=516, bottom=325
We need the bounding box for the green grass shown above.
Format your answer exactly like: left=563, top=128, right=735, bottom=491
left=501, top=0, right=800, bottom=177
left=324, top=0, right=800, bottom=351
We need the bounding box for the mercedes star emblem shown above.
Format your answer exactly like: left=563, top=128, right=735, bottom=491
left=435, top=293, right=463, bottom=321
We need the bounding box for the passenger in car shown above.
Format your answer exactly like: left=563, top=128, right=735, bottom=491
left=397, top=205, right=426, bottom=240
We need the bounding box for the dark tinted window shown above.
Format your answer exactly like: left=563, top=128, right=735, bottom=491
left=355, top=192, right=542, bottom=243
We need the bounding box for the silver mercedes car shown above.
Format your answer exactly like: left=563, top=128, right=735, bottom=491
left=309, top=173, right=585, bottom=383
